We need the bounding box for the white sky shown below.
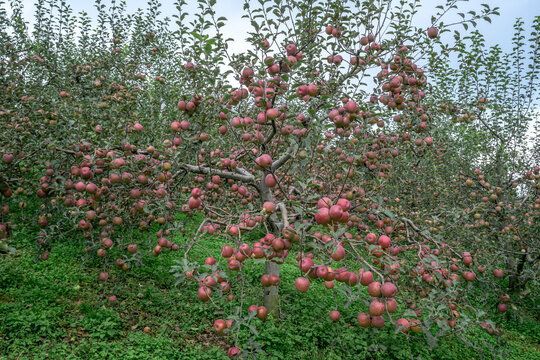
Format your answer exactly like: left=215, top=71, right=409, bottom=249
left=7, top=0, right=540, bottom=57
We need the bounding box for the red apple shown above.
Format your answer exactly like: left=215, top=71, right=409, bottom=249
left=295, top=277, right=310, bottom=292
left=381, top=282, right=397, bottom=297
left=369, top=300, right=385, bottom=316
left=357, top=312, right=371, bottom=327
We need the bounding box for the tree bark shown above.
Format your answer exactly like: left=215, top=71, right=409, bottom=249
left=263, top=260, right=280, bottom=316
left=508, top=252, right=527, bottom=294
left=259, top=171, right=283, bottom=316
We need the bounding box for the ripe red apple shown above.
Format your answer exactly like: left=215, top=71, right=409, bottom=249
left=330, top=310, right=341, bottom=322
left=269, top=274, right=280, bottom=286
left=325, top=25, right=333, bottom=35
left=220, top=282, right=230, bottom=292
left=153, top=245, right=162, bottom=256
left=316, top=265, right=329, bottom=279
left=265, top=174, right=277, bottom=187
left=263, top=201, right=275, bottom=213
left=2, top=153, right=14, bottom=164
left=369, top=300, right=385, bottom=316
left=493, top=269, right=503, bottom=278
left=386, top=298, right=397, bottom=313
left=378, top=235, right=391, bottom=248
left=396, top=318, right=410, bottom=333
left=336, top=198, right=350, bottom=211
left=102, top=238, right=113, bottom=249
left=427, top=27, right=438, bottom=39
left=360, top=271, right=374, bottom=286
left=286, top=43, right=297, bottom=55
left=227, top=347, right=240, bottom=358
left=371, top=315, right=385, bottom=328
left=99, top=272, right=109, bottom=282
left=462, top=271, right=475, bottom=281
left=299, top=257, right=314, bottom=273
left=256, top=154, right=273, bottom=169
left=315, top=208, right=331, bottom=225
left=228, top=260, right=241, bottom=270
left=367, top=281, right=381, bottom=297
left=203, top=276, right=217, bottom=288
left=347, top=272, right=358, bottom=286
left=295, top=277, right=310, bottom=292
left=380, top=282, right=397, bottom=297
left=317, top=197, right=332, bottom=209
left=260, top=274, right=271, bottom=287
left=331, top=244, right=345, bottom=261
left=228, top=226, right=239, bottom=236
left=197, top=286, right=211, bottom=302
left=357, top=312, right=371, bottom=327
left=329, top=205, right=343, bottom=220
left=365, top=233, right=377, bottom=244
left=221, top=245, right=234, bottom=258
left=257, top=306, right=268, bottom=320
left=213, top=319, right=227, bottom=334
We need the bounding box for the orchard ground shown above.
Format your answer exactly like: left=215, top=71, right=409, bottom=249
left=1, top=212, right=538, bottom=360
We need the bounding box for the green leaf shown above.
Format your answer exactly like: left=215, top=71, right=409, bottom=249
left=403, top=309, right=417, bottom=317
left=190, top=31, right=204, bottom=41
left=383, top=209, right=395, bottom=220
left=425, top=331, right=439, bottom=349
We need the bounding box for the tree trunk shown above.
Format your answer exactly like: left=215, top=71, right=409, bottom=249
left=263, top=260, right=280, bottom=316
left=508, top=252, right=527, bottom=294
left=259, top=172, right=282, bottom=316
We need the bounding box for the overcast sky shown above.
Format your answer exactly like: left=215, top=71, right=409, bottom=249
left=6, top=0, right=540, bottom=56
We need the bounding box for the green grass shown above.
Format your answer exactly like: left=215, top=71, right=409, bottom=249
left=0, top=214, right=538, bottom=360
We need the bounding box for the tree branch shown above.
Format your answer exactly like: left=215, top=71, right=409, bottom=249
left=180, top=163, right=255, bottom=183
left=271, top=152, right=292, bottom=171
left=400, top=217, right=462, bottom=259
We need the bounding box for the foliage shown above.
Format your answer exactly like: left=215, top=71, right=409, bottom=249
left=0, top=0, right=538, bottom=358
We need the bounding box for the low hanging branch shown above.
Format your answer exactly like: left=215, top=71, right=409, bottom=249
left=400, top=217, right=462, bottom=259
left=184, top=219, right=209, bottom=260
